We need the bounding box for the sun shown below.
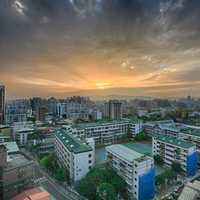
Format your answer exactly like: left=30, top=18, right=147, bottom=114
left=95, top=82, right=112, bottom=90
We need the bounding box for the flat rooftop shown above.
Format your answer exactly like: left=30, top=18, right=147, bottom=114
left=55, top=129, right=92, bottom=154
left=6, top=153, right=32, bottom=169
left=123, top=142, right=152, bottom=157
left=106, top=144, right=150, bottom=163
left=3, top=142, right=19, bottom=154
left=180, top=127, right=200, bottom=137
left=153, top=134, right=195, bottom=149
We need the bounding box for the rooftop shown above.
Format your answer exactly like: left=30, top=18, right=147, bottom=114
left=6, top=153, right=32, bottom=169
left=11, top=187, right=51, bottom=200
left=153, top=135, right=195, bottom=149
left=106, top=144, right=150, bottom=163
left=123, top=142, right=152, bottom=157
left=180, top=126, right=200, bottom=137
left=55, top=129, right=92, bottom=154
left=2, top=142, right=19, bottom=154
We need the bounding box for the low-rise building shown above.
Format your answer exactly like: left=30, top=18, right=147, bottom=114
left=144, top=120, right=179, bottom=137
left=73, top=119, right=143, bottom=146
left=145, top=120, right=200, bottom=154
left=153, top=135, right=198, bottom=176
left=0, top=143, right=35, bottom=200
left=55, top=128, right=94, bottom=182
left=178, top=180, right=200, bottom=200
left=12, top=122, right=34, bottom=146
left=106, top=144, right=155, bottom=200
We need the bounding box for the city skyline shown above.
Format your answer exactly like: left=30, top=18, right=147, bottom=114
left=1, top=0, right=200, bottom=98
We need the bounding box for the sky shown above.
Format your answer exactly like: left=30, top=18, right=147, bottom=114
left=0, top=0, right=200, bottom=98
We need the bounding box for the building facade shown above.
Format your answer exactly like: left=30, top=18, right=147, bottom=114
left=5, top=99, right=32, bottom=125
left=106, top=144, right=155, bottom=200
left=105, top=100, right=122, bottom=120
left=55, top=128, right=95, bottom=182
left=0, top=85, right=5, bottom=125
left=12, top=122, right=34, bottom=146
left=56, top=102, right=89, bottom=120
left=73, top=119, right=143, bottom=146
left=0, top=143, right=35, bottom=200
left=153, top=135, right=198, bottom=176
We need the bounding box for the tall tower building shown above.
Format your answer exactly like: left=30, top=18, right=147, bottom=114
left=0, top=86, right=5, bottom=125
left=105, top=100, right=122, bottom=120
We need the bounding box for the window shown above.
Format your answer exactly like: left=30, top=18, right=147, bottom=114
left=88, top=154, right=92, bottom=158
left=88, top=160, right=92, bottom=164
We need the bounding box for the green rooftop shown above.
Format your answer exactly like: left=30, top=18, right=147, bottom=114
left=55, top=129, right=92, bottom=154
left=123, top=143, right=152, bottom=157
left=153, top=134, right=195, bottom=149
left=180, top=127, right=200, bottom=137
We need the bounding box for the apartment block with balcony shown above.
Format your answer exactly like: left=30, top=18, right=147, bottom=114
left=153, top=135, right=198, bottom=176
left=55, top=128, right=94, bottom=182
left=73, top=119, right=143, bottom=146
left=106, top=144, right=155, bottom=200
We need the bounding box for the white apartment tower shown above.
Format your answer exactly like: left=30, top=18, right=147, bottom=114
left=55, top=128, right=95, bottom=182
left=106, top=144, right=155, bottom=200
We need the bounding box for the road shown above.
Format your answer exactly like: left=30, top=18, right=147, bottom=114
left=21, top=150, right=87, bottom=200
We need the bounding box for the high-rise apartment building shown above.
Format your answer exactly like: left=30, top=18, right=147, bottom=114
left=105, top=100, right=122, bottom=120
left=153, top=135, right=198, bottom=177
left=0, top=86, right=5, bottom=125
left=106, top=144, right=155, bottom=200
left=55, top=127, right=95, bottom=182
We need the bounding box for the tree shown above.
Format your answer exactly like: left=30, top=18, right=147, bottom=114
left=55, top=167, right=69, bottom=182
left=40, top=155, right=51, bottom=169
left=134, top=132, right=150, bottom=141
left=154, top=155, right=164, bottom=165
left=156, top=174, right=165, bottom=186
left=76, top=166, right=127, bottom=200
left=171, top=161, right=183, bottom=174
left=97, top=183, right=117, bottom=200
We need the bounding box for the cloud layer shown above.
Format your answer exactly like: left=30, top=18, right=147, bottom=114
left=0, top=0, right=200, bottom=98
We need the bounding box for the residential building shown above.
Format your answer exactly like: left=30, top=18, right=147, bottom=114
left=0, top=143, right=35, bottom=200
left=30, top=135, right=55, bottom=156
left=55, top=128, right=95, bottom=182
left=178, top=180, right=200, bottom=200
left=153, top=135, right=198, bottom=176
left=90, top=110, right=103, bottom=120
left=56, top=102, right=89, bottom=120
left=5, top=99, right=32, bottom=125
left=0, top=85, right=5, bottom=125
left=144, top=120, right=179, bottom=137
left=178, top=125, right=200, bottom=153
left=73, top=119, right=143, bottom=146
left=36, top=106, right=48, bottom=122
left=145, top=120, right=200, bottom=153
left=105, top=100, right=122, bottom=120
left=106, top=144, right=155, bottom=200
left=12, top=122, right=34, bottom=146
